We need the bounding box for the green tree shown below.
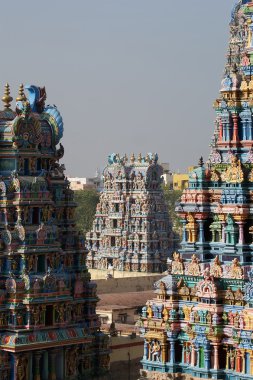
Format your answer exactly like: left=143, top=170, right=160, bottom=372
left=163, top=186, right=182, bottom=234
left=74, top=189, right=100, bottom=234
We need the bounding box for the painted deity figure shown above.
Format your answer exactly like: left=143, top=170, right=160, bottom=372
left=187, top=254, right=200, bottom=276
left=228, top=258, right=243, bottom=279
left=151, top=340, right=161, bottom=362
left=171, top=252, right=184, bottom=274
left=210, top=256, right=223, bottom=278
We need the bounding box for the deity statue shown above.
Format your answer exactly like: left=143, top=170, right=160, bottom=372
left=187, top=254, right=201, bottom=276
left=210, top=256, right=223, bottom=278
left=171, top=252, right=184, bottom=274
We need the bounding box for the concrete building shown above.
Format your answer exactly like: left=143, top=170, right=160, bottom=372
left=172, top=172, right=189, bottom=191
left=161, top=163, right=173, bottom=188
left=68, top=171, right=103, bottom=191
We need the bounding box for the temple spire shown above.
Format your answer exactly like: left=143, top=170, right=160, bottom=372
left=2, top=83, right=13, bottom=109
left=16, top=84, right=26, bottom=102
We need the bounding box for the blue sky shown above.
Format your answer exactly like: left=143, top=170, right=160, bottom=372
left=0, top=0, right=235, bottom=175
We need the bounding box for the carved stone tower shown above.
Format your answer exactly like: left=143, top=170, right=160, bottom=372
left=139, top=2, right=253, bottom=380
left=0, top=84, right=109, bottom=380
left=86, top=153, right=172, bottom=273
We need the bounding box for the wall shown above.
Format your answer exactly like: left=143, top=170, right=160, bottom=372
left=109, top=336, right=143, bottom=380
left=109, top=335, right=143, bottom=363
left=89, top=268, right=163, bottom=280
left=92, top=273, right=163, bottom=294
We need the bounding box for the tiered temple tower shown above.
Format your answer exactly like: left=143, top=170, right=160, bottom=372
left=139, top=1, right=253, bottom=379
left=86, top=153, right=172, bottom=273
left=0, top=84, right=109, bottom=380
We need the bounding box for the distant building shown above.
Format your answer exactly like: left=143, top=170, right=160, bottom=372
left=97, top=291, right=153, bottom=325
left=173, top=172, right=189, bottom=190
left=161, top=163, right=173, bottom=188
left=68, top=171, right=103, bottom=191
left=172, top=167, right=196, bottom=191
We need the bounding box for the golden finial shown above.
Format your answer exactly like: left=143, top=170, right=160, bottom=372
left=130, top=153, right=135, bottom=164
left=2, top=83, right=13, bottom=109
left=16, top=84, right=26, bottom=102
left=138, top=153, right=142, bottom=163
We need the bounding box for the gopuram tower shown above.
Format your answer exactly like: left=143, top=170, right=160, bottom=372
left=0, top=84, right=109, bottom=380
left=139, top=1, right=253, bottom=380
left=86, top=153, right=172, bottom=273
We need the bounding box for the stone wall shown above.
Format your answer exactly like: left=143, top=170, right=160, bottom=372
left=92, top=273, right=163, bottom=294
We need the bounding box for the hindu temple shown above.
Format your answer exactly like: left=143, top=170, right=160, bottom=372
left=0, top=84, right=109, bottom=379
left=139, top=1, right=253, bottom=379
left=86, top=153, right=172, bottom=273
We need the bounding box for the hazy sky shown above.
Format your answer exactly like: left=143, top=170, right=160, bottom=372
left=0, top=0, right=235, bottom=176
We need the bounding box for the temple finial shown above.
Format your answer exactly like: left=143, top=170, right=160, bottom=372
left=2, top=83, right=13, bottom=109
left=198, top=156, right=204, bottom=167
left=16, top=84, right=26, bottom=102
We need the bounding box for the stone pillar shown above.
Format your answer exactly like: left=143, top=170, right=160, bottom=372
left=12, top=354, right=18, bottom=380
left=232, top=114, right=239, bottom=142
left=34, top=352, right=42, bottom=380
left=237, top=222, right=245, bottom=245
left=191, top=345, right=195, bottom=367
left=26, top=307, right=31, bottom=327
left=196, top=347, right=200, bottom=367
left=170, top=340, right=175, bottom=364
left=161, top=343, right=167, bottom=363
left=197, top=220, right=205, bottom=243
left=249, top=122, right=253, bottom=140
left=250, top=353, right=253, bottom=375
left=225, top=349, right=229, bottom=370
left=144, top=339, right=148, bottom=360
left=56, top=349, right=64, bottom=380
left=227, top=123, right=231, bottom=142
left=219, top=118, right=223, bottom=142
left=213, top=345, right=219, bottom=370
left=42, top=351, right=48, bottom=380
left=48, top=350, right=57, bottom=380
left=242, top=350, right=246, bottom=374
left=221, top=222, right=226, bottom=243
left=204, top=347, right=211, bottom=370
left=181, top=343, right=185, bottom=364
left=182, top=220, right=187, bottom=243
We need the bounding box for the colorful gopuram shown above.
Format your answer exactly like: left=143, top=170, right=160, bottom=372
left=86, top=153, right=172, bottom=273
left=139, top=1, right=253, bottom=379
left=0, top=84, right=109, bottom=379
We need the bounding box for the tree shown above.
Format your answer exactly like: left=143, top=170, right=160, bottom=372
left=163, top=186, right=182, bottom=234
left=74, top=189, right=99, bottom=234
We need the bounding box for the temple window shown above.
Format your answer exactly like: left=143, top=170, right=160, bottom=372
left=113, top=219, right=117, bottom=228
left=37, top=255, right=45, bottom=272
left=175, top=341, right=182, bottom=363
left=24, top=159, right=29, bottom=175
left=45, top=305, right=54, bottom=326
left=111, top=237, right=115, bottom=247
left=32, top=207, right=40, bottom=224
left=214, top=231, right=220, bottom=242
left=37, top=158, right=42, bottom=171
